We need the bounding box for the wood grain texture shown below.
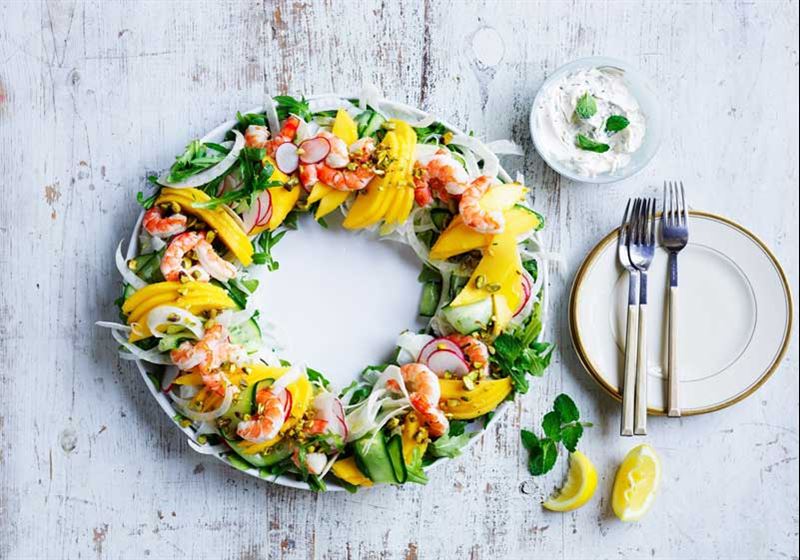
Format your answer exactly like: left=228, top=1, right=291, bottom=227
left=1, top=1, right=798, bottom=558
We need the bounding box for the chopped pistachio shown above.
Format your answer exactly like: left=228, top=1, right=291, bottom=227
left=127, top=259, right=138, bottom=271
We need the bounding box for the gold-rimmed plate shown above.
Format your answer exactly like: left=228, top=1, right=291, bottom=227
left=570, top=211, right=793, bottom=415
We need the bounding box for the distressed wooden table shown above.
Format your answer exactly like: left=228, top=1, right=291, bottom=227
left=1, top=1, right=798, bottom=559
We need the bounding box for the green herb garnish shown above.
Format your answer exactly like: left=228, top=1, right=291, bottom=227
left=166, top=140, right=227, bottom=183
left=521, top=394, right=592, bottom=475
left=575, top=134, right=610, bottom=153
left=274, top=95, right=313, bottom=122
left=490, top=302, right=554, bottom=393
left=575, top=92, right=597, bottom=119
left=605, top=115, right=630, bottom=133
left=251, top=228, right=287, bottom=271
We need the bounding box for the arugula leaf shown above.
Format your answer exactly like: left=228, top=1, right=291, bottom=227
left=306, top=367, right=331, bottom=389
left=575, top=134, right=610, bottom=153
left=575, top=92, right=597, bottom=119
left=274, top=95, right=312, bottom=122
left=251, top=228, right=288, bottom=271
left=605, top=115, right=630, bottom=133
left=166, top=140, right=226, bottom=183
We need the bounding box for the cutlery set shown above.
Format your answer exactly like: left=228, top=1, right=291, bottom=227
left=619, top=182, right=688, bottom=436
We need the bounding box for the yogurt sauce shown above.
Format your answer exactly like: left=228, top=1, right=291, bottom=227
left=534, top=66, right=646, bottom=177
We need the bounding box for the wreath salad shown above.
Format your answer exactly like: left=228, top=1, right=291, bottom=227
left=99, top=92, right=553, bottom=491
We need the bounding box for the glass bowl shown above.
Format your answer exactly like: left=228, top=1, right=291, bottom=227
left=529, top=56, right=663, bottom=184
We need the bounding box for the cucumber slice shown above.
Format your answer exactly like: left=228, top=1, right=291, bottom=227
left=441, top=298, right=493, bottom=334
left=219, top=379, right=293, bottom=468
left=227, top=439, right=293, bottom=468
left=135, top=250, right=164, bottom=283
left=229, top=318, right=262, bottom=354
left=386, top=435, right=407, bottom=483
left=513, top=204, right=545, bottom=231
left=157, top=332, right=194, bottom=352
left=353, top=431, right=396, bottom=484
left=355, top=111, right=372, bottom=137
left=362, top=112, right=386, bottom=138
left=430, top=209, right=451, bottom=231
left=418, top=282, right=441, bottom=317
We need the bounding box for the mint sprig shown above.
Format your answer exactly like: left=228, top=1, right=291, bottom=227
left=575, top=134, right=610, bottom=153
left=521, top=394, right=592, bottom=475
left=574, top=92, right=597, bottom=119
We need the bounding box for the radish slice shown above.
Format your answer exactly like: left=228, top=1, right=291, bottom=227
left=256, top=192, right=273, bottom=227
left=418, top=338, right=464, bottom=364
left=241, top=190, right=272, bottom=233
left=241, top=197, right=260, bottom=234
left=513, top=274, right=533, bottom=317
left=281, top=389, right=293, bottom=421
left=426, top=349, right=470, bottom=378
left=298, top=137, right=330, bottom=164
left=275, top=142, right=299, bottom=174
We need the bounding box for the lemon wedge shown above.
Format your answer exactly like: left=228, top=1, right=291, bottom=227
left=612, top=444, right=662, bottom=522
left=542, top=450, right=598, bottom=512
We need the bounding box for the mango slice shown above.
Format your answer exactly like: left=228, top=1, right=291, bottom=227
left=331, top=109, right=358, bottom=145
left=429, top=205, right=542, bottom=261
left=438, top=377, right=513, bottom=420
left=156, top=188, right=254, bottom=266
left=331, top=456, right=373, bottom=487
left=449, top=230, right=524, bottom=312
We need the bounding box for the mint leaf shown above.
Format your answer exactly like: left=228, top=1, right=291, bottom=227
left=542, top=411, right=562, bottom=440
left=560, top=423, right=584, bottom=453
left=494, top=333, right=524, bottom=362
left=529, top=438, right=558, bottom=475
left=576, top=134, right=610, bottom=153
left=605, top=115, right=630, bottom=132
left=520, top=429, right=540, bottom=451
left=575, top=92, right=597, bottom=119
left=554, top=394, right=580, bottom=423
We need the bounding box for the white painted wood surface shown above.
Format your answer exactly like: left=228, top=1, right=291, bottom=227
left=1, top=1, right=797, bottom=558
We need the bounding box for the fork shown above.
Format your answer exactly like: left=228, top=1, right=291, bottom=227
left=628, top=198, right=656, bottom=434
left=662, top=181, right=689, bottom=417
left=618, top=199, right=639, bottom=436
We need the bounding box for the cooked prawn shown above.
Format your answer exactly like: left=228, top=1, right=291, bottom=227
left=398, top=363, right=449, bottom=437
left=292, top=450, right=328, bottom=475
left=413, top=150, right=470, bottom=205
left=446, top=334, right=490, bottom=377
left=194, top=238, right=237, bottom=281
left=412, top=162, right=434, bottom=207
left=459, top=176, right=505, bottom=234
left=298, top=164, right=318, bottom=190
left=244, top=124, right=270, bottom=149
left=317, top=131, right=349, bottom=168
left=315, top=162, right=374, bottom=192
left=236, top=387, right=287, bottom=443
left=348, top=137, right=376, bottom=164
left=142, top=206, right=187, bottom=238
left=170, top=323, right=228, bottom=374
left=267, top=116, right=301, bottom=157
left=161, top=231, right=237, bottom=282
left=170, top=324, right=247, bottom=396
